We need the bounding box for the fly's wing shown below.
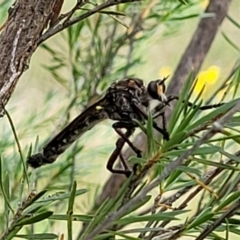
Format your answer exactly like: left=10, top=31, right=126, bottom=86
left=28, top=98, right=109, bottom=168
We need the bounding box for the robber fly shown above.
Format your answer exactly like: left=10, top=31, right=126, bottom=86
left=27, top=78, right=170, bottom=176
left=28, top=77, right=224, bottom=176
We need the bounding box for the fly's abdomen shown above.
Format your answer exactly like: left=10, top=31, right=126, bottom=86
left=27, top=101, right=108, bottom=168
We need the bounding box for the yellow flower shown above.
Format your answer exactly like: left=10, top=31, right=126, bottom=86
left=194, top=66, right=220, bottom=98
left=159, top=66, right=172, bottom=79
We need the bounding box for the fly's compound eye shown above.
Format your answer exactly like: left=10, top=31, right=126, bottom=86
left=147, top=77, right=168, bottom=102
left=147, top=81, right=159, bottom=99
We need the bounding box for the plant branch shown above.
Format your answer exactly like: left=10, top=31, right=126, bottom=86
left=0, top=191, right=36, bottom=240
left=196, top=200, right=240, bottom=240
left=38, top=0, right=141, bottom=44
left=0, top=0, right=63, bottom=114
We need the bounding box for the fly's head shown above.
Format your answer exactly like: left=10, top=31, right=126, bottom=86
left=147, top=76, right=168, bottom=104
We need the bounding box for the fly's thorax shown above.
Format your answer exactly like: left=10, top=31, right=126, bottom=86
left=108, top=78, right=147, bottom=101
left=103, top=78, right=150, bottom=121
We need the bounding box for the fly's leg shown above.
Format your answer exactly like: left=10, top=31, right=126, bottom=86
left=153, top=111, right=167, bottom=132
left=152, top=95, right=224, bottom=116
left=106, top=128, right=133, bottom=177
left=106, top=122, right=142, bottom=177
left=132, top=103, right=170, bottom=140
left=150, top=95, right=224, bottom=139
left=107, top=136, right=129, bottom=176
left=112, top=122, right=141, bottom=157
left=119, top=153, right=129, bottom=171
left=166, top=95, right=224, bottom=110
